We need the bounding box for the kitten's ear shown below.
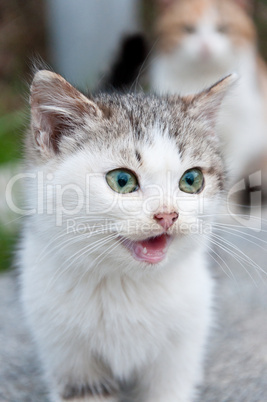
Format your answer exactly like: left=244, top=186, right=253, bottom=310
left=184, top=74, right=238, bottom=131
left=30, top=70, right=102, bottom=156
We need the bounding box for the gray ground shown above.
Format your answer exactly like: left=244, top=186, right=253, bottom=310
left=1, top=213, right=267, bottom=402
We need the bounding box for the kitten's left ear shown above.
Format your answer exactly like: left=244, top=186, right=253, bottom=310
left=184, top=74, right=238, bottom=131
left=30, top=70, right=102, bottom=156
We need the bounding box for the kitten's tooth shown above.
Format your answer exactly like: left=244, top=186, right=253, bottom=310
left=143, top=247, right=148, bottom=254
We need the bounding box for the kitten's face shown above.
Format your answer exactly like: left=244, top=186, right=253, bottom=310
left=28, top=71, right=233, bottom=274
left=156, top=0, right=256, bottom=71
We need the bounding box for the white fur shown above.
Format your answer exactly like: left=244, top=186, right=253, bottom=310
left=20, top=130, right=216, bottom=401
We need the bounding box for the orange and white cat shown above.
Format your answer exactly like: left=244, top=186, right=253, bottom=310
left=150, top=0, right=267, bottom=183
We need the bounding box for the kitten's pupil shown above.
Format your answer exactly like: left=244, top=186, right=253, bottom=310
left=118, top=173, right=129, bottom=187
left=185, top=173, right=194, bottom=186
left=106, top=169, right=138, bottom=194
left=179, top=169, right=204, bottom=194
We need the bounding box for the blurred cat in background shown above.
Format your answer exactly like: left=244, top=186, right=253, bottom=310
left=150, top=0, right=267, bottom=185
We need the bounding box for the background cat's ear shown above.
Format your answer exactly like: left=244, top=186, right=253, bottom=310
left=155, top=0, right=176, bottom=12
left=185, top=74, right=238, bottom=132
left=232, top=0, right=254, bottom=14
left=30, top=70, right=102, bottom=156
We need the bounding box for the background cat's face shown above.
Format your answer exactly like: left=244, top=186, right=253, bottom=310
left=156, top=0, right=256, bottom=72
left=28, top=71, right=233, bottom=273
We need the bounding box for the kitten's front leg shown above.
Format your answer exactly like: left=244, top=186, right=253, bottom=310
left=55, top=396, right=118, bottom=402
left=51, top=382, right=119, bottom=402
left=54, top=397, right=117, bottom=402
left=139, top=333, right=207, bottom=402
left=54, top=396, right=117, bottom=402
left=44, top=350, right=119, bottom=402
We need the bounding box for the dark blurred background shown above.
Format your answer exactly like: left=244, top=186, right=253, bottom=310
left=0, top=0, right=267, bottom=272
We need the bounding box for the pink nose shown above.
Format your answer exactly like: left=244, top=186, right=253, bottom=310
left=154, top=212, right=178, bottom=231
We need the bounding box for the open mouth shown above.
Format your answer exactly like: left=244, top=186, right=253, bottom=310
left=121, top=234, right=172, bottom=264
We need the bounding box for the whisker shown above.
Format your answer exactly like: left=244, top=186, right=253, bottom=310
left=39, top=228, right=111, bottom=263
left=212, top=225, right=267, bottom=251
left=93, top=236, right=121, bottom=270
left=2, top=214, right=25, bottom=227
left=207, top=220, right=267, bottom=234
left=130, top=39, right=159, bottom=93
left=194, top=236, right=237, bottom=281
left=200, top=213, right=267, bottom=225
left=212, top=232, right=266, bottom=275
left=205, top=233, right=257, bottom=285
left=38, top=221, right=114, bottom=260
left=45, top=233, right=118, bottom=290
left=208, top=232, right=266, bottom=280
left=76, top=236, right=121, bottom=286
left=61, top=233, right=117, bottom=269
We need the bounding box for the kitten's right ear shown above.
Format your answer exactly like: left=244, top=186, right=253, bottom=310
left=30, top=70, right=102, bottom=157
left=184, top=74, right=238, bottom=134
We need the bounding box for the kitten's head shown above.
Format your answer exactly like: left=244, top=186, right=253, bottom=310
left=155, top=0, right=256, bottom=72
left=28, top=71, right=234, bottom=275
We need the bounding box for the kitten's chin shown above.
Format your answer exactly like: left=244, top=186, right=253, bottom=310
left=120, top=234, right=172, bottom=264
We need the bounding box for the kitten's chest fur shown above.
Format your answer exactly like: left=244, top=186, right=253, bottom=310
left=22, top=239, right=211, bottom=377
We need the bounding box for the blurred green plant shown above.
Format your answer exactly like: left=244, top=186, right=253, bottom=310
left=0, top=105, right=27, bottom=271
left=0, top=226, right=18, bottom=272
left=0, top=109, right=26, bottom=165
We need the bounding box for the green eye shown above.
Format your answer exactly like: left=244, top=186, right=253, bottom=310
left=106, top=169, right=139, bottom=194
left=179, top=168, right=204, bottom=194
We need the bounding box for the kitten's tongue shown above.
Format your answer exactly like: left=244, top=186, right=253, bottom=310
left=130, top=234, right=169, bottom=264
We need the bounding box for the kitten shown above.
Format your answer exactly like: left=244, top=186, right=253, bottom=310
left=150, top=0, right=267, bottom=183
left=19, top=70, right=234, bottom=402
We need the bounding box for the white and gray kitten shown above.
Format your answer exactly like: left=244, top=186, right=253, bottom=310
left=19, top=70, right=234, bottom=402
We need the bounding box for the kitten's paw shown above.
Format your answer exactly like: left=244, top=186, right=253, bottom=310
left=59, top=398, right=117, bottom=402
left=54, top=382, right=119, bottom=402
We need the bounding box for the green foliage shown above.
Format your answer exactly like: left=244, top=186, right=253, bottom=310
left=0, top=227, right=19, bottom=272
left=0, top=109, right=27, bottom=272
left=0, top=110, right=27, bottom=165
